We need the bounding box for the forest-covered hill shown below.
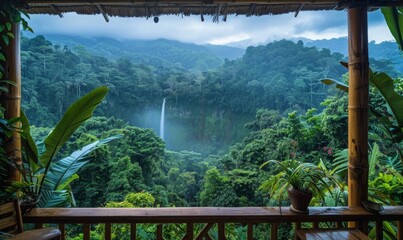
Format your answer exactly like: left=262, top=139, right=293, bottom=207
left=16, top=34, right=402, bottom=239
left=37, top=34, right=245, bottom=72
left=305, top=37, right=402, bottom=74
left=21, top=35, right=352, bottom=153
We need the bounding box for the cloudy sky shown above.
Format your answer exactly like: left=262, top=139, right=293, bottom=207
left=28, top=9, right=393, bottom=46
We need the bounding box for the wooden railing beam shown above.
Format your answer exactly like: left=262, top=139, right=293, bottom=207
left=23, top=207, right=403, bottom=224
left=21, top=207, right=403, bottom=239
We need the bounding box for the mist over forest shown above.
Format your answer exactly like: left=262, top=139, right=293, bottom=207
left=20, top=33, right=402, bottom=212
left=15, top=32, right=403, bottom=238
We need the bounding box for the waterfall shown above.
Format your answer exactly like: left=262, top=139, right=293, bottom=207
left=159, top=98, right=166, bottom=141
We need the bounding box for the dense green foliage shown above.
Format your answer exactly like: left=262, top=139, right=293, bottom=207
left=305, top=37, right=401, bottom=75
left=6, top=87, right=121, bottom=208
left=20, top=35, right=350, bottom=153
left=14, top=33, right=403, bottom=239
left=19, top=33, right=403, bottom=208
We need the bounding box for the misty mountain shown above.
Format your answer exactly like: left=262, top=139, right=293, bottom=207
left=305, top=37, right=403, bottom=72
left=203, top=44, right=245, bottom=60
left=37, top=34, right=244, bottom=72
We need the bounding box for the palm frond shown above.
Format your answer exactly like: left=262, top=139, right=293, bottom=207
left=369, top=143, right=382, bottom=179
left=331, top=149, right=348, bottom=179
left=320, top=78, right=348, bottom=92
left=370, top=72, right=403, bottom=129
left=37, top=189, right=72, bottom=208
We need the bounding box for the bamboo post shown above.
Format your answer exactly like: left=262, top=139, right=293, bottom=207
left=347, top=1, right=369, bottom=230
left=0, top=18, right=22, bottom=183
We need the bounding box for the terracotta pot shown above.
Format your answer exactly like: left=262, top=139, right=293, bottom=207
left=287, top=187, right=313, bottom=214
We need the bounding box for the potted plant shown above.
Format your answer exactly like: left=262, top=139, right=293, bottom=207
left=260, top=159, right=332, bottom=213
left=5, top=86, right=120, bottom=211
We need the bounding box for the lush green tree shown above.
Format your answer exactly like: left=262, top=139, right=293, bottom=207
left=199, top=168, right=239, bottom=206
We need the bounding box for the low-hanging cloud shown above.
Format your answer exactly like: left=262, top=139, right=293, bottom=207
left=28, top=9, right=393, bottom=46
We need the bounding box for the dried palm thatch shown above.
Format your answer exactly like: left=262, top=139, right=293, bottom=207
left=24, top=2, right=341, bottom=16
left=10, top=0, right=349, bottom=22
left=4, top=0, right=398, bottom=22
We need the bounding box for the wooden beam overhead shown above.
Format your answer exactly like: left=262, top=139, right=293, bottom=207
left=97, top=4, right=110, bottom=22
left=50, top=4, right=64, bottom=18
left=21, top=0, right=403, bottom=7
left=18, top=0, right=403, bottom=18
left=23, top=0, right=340, bottom=4
left=294, top=3, right=304, bottom=17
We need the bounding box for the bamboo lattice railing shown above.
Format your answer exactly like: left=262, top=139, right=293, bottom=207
left=23, top=206, right=403, bottom=240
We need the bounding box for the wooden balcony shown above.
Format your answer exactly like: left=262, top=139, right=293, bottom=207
left=23, top=206, right=403, bottom=240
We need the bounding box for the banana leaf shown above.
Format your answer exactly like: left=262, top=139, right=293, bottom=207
left=56, top=174, right=79, bottom=191
left=38, top=86, right=108, bottom=192
left=369, top=143, right=381, bottom=180
left=43, top=135, right=121, bottom=191
left=20, top=110, right=40, bottom=172
left=382, top=7, right=403, bottom=51
left=322, top=64, right=403, bottom=146
left=370, top=72, right=403, bottom=129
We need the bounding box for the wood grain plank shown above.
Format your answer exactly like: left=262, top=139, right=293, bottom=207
left=296, top=229, right=368, bottom=240
left=305, top=233, right=324, bottom=240
left=22, top=207, right=403, bottom=224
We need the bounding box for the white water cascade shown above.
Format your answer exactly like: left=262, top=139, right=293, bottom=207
left=159, top=98, right=166, bottom=141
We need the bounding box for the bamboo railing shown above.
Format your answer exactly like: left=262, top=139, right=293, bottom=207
left=23, top=206, right=403, bottom=240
